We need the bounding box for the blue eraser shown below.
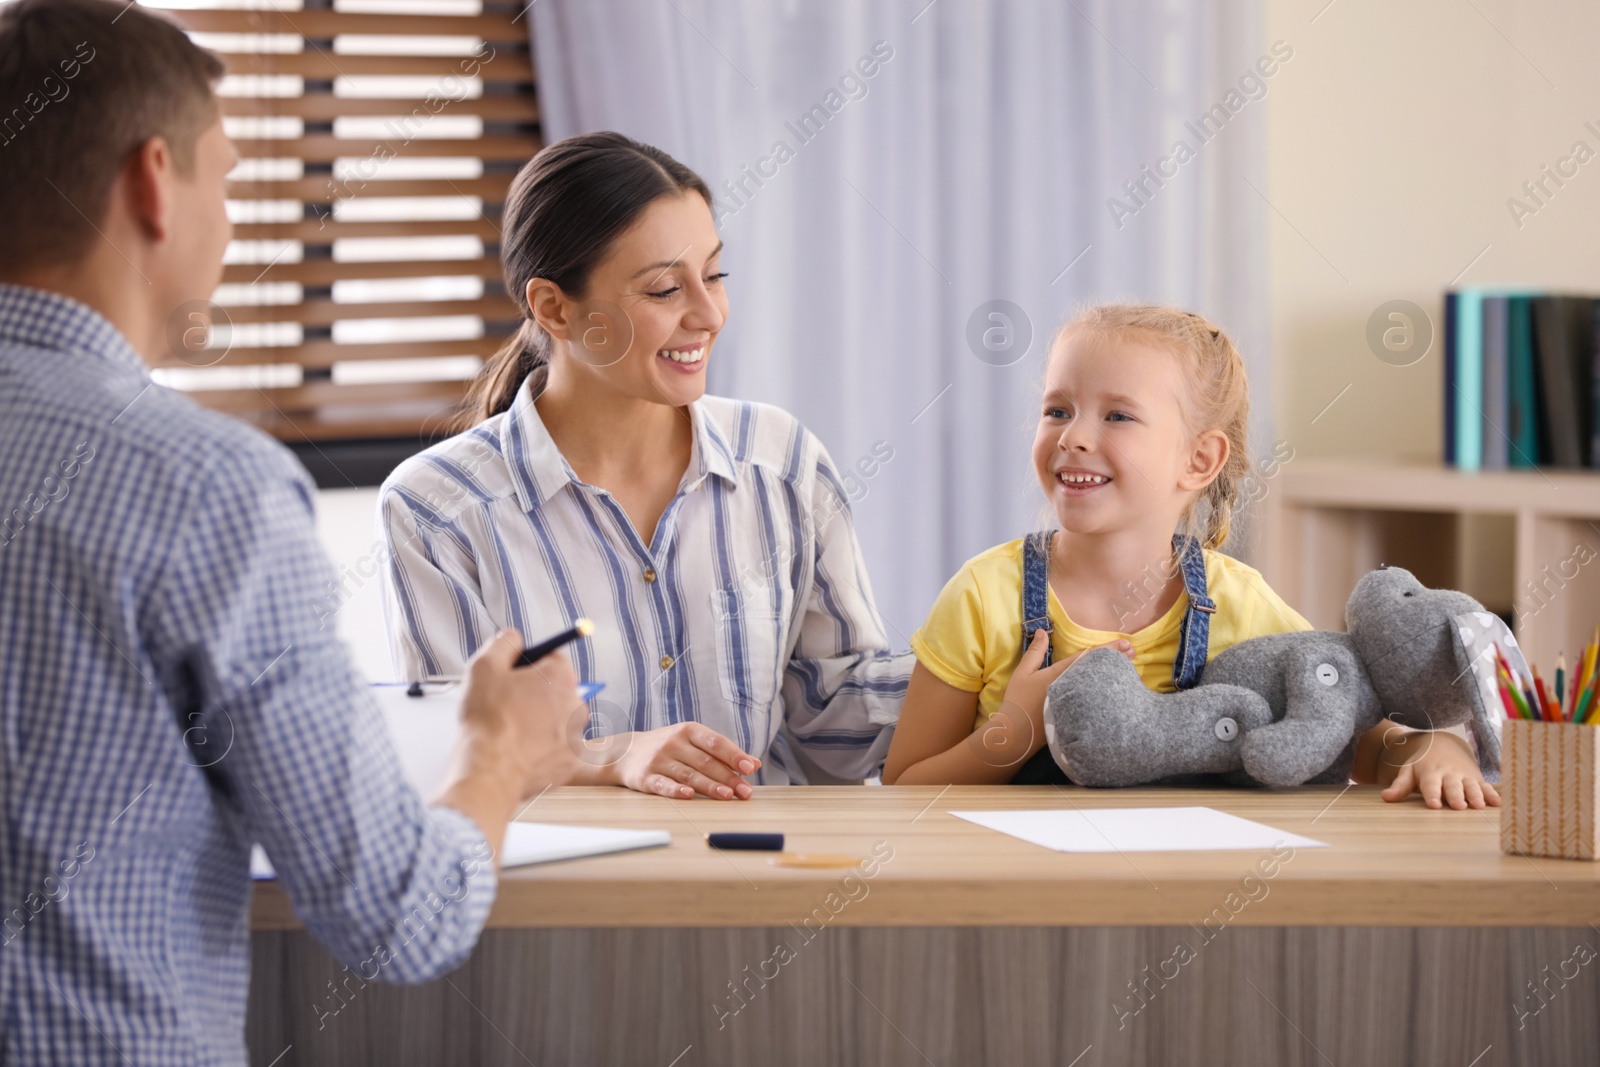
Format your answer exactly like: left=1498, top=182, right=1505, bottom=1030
left=707, top=832, right=784, bottom=851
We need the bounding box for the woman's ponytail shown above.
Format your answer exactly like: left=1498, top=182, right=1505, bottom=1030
left=460, top=320, right=547, bottom=424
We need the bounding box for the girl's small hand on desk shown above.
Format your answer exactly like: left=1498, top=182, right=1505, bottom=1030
left=1376, top=728, right=1500, bottom=810
left=608, top=724, right=760, bottom=800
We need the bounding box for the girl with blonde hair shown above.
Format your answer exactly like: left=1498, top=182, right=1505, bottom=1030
left=884, top=305, right=1496, bottom=808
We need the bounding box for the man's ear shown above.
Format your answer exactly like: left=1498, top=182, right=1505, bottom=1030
left=1177, top=428, right=1229, bottom=493
left=526, top=278, right=574, bottom=343
left=124, top=136, right=176, bottom=243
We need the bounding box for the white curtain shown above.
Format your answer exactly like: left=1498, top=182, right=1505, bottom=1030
left=529, top=0, right=1270, bottom=643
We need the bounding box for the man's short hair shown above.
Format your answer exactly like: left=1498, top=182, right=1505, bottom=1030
left=0, top=0, right=226, bottom=271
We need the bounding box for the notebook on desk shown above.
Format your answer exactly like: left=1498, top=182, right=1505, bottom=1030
left=250, top=679, right=656, bottom=879
left=251, top=822, right=669, bottom=880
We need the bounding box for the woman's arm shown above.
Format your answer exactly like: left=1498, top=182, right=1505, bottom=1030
left=378, top=484, right=498, bottom=681
left=777, top=444, right=914, bottom=781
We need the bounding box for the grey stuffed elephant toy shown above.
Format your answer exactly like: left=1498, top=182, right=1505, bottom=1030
left=1042, top=566, right=1521, bottom=788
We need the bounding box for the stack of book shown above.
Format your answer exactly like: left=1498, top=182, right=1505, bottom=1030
left=1444, top=290, right=1600, bottom=471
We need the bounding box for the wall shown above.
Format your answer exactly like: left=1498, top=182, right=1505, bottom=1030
left=1265, top=0, right=1600, bottom=462
left=314, top=487, right=394, bottom=683
left=1263, top=0, right=1600, bottom=608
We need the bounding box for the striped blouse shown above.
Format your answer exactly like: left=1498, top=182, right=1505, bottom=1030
left=378, top=382, right=911, bottom=784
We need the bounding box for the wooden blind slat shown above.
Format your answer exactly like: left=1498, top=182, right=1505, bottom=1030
left=220, top=95, right=539, bottom=122
left=224, top=175, right=514, bottom=202
left=221, top=257, right=505, bottom=287
left=217, top=51, right=532, bottom=81
left=235, top=135, right=539, bottom=163
left=220, top=296, right=519, bottom=327
left=180, top=9, right=530, bottom=41
left=232, top=219, right=503, bottom=242
left=154, top=336, right=510, bottom=371
left=231, top=407, right=466, bottom=442
left=193, top=378, right=470, bottom=416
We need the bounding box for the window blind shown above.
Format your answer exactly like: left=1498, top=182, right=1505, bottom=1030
left=149, top=0, right=536, bottom=443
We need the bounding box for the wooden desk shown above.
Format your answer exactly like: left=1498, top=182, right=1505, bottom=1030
left=248, top=786, right=1600, bottom=1066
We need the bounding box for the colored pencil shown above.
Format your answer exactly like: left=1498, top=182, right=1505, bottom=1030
left=1578, top=645, right=1596, bottom=722
left=1580, top=649, right=1599, bottom=723
left=1494, top=631, right=1600, bottom=725
left=1494, top=671, right=1521, bottom=719
left=1499, top=647, right=1538, bottom=720
left=1493, top=648, right=1524, bottom=719
left=1503, top=669, right=1534, bottom=720
left=1578, top=636, right=1599, bottom=723
left=1534, top=669, right=1554, bottom=721
left=1556, top=653, right=1567, bottom=718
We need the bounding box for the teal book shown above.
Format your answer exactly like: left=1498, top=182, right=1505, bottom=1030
left=1453, top=289, right=1485, bottom=470
left=1482, top=296, right=1510, bottom=469
left=1507, top=296, right=1540, bottom=467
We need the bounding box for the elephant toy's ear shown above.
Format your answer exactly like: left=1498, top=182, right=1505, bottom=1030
left=1451, top=610, right=1523, bottom=782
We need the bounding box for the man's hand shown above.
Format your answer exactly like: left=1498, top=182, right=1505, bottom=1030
left=433, top=630, right=585, bottom=859
left=458, top=629, right=584, bottom=798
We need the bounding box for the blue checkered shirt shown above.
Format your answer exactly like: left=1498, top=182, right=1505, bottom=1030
left=0, top=285, right=494, bottom=1065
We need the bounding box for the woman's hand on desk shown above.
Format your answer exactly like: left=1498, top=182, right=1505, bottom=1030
left=578, top=724, right=760, bottom=800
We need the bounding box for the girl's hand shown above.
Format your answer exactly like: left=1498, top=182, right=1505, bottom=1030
left=1378, top=728, right=1499, bottom=810
left=604, top=723, right=761, bottom=800
left=999, top=631, right=1134, bottom=737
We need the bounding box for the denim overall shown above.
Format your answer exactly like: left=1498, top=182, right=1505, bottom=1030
left=1008, top=531, right=1216, bottom=784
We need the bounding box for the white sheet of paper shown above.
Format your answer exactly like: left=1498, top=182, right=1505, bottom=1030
left=498, top=821, right=671, bottom=868
left=949, top=806, right=1328, bottom=853
left=251, top=822, right=669, bottom=880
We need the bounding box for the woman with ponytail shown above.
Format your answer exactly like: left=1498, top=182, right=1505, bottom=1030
left=379, top=132, right=909, bottom=796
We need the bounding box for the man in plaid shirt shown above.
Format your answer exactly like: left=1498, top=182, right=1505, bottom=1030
left=0, top=2, right=581, bottom=1063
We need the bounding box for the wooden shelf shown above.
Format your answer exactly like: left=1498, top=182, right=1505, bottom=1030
left=1274, top=461, right=1600, bottom=518
left=1261, top=460, right=1600, bottom=667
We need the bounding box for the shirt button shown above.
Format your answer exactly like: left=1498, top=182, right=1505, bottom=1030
left=643, top=568, right=657, bottom=583
left=1214, top=717, right=1239, bottom=741
left=660, top=655, right=674, bottom=670
left=1316, top=664, right=1339, bottom=686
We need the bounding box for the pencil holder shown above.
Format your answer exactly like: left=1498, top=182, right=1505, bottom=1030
left=1501, top=720, right=1600, bottom=861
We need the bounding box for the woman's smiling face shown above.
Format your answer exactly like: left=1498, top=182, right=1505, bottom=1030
left=1032, top=328, right=1217, bottom=541
left=531, top=191, right=728, bottom=408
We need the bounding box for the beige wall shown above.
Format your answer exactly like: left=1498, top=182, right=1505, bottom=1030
left=1265, top=0, right=1600, bottom=462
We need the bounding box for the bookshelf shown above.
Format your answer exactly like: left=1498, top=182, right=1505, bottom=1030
left=1258, top=460, right=1600, bottom=668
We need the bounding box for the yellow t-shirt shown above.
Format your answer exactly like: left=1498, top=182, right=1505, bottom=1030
left=909, top=538, right=1312, bottom=724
